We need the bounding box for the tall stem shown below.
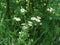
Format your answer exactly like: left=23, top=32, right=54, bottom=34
left=6, top=0, right=11, bottom=19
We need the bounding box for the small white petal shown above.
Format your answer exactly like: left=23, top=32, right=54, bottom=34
left=13, top=17, right=21, bottom=21
left=21, top=23, right=26, bottom=26
left=28, top=21, right=33, bottom=26
left=37, top=16, right=41, bottom=19
left=22, top=26, right=28, bottom=29
left=28, top=24, right=32, bottom=26
left=47, top=7, right=55, bottom=13
left=19, top=32, right=21, bottom=34
left=31, top=17, right=36, bottom=20
left=28, top=21, right=32, bottom=24
left=20, top=8, right=27, bottom=12
left=35, top=19, right=41, bottom=22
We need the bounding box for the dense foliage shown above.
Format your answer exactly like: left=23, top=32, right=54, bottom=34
left=0, top=0, right=60, bottom=45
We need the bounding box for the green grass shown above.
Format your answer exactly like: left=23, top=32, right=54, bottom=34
left=0, top=0, right=60, bottom=45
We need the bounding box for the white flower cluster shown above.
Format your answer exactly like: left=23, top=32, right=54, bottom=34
left=31, top=16, right=42, bottom=25
left=31, top=16, right=41, bottom=22
left=47, top=7, right=55, bottom=13
left=20, top=8, right=27, bottom=13
left=21, top=21, right=33, bottom=29
left=21, top=23, right=29, bottom=30
left=13, top=17, right=21, bottom=21
left=28, top=21, right=33, bottom=26
left=22, top=25, right=29, bottom=30
left=21, top=20, right=33, bottom=27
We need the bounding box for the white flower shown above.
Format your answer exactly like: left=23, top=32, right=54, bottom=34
left=31, top=16, right=41, bottom=22
left=49, top=7, right=54, bottom=12
left=28, top=21, right=33, bottom=26
left=31, top=17, right=36, bottom=20
left=35, top=19, right=41, bottom=22
left=37, top=16, right=41, bottom=19
left=20, top=8, right=27, bottom=13
left=21, top=23, right=26, bottom=26
left=47, top=7, right=55, bottom=13
left=47, top=8, right=50, bottom=11
left=19, top=32, right=21, bottom=34
left=28, top=24, right=32, bottom=26
left=22, top=26, right=28, bottom=29
left=13, top=17, right=21, bottom=21
left=28, top=21, right=32, bottom=24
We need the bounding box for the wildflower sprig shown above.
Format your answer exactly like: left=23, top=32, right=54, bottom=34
left=13, top=17, right=21, bottom=21
left=31, top=16, right=42, bottom=25
left=47, top=7, right=55, bottom=14
left=20, top=8, right=27, bottom=14
left=31, top=16, right=41, bottom=22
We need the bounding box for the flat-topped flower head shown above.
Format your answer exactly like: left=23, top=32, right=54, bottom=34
left=49, top=7, right=54, bottom=12
left=31, top=17, right=36, bottom=20
left=28, top=21, right=32, bottom=24
left=31, top=16, right=41, bottom=22
left=20, top=8, right=27, bottom=13
left=19, top=32, right=21, bottom=34
left=36, top=16, right=41, bottom=19
left=47, top=7, right=55, bottom=13
left=22, top=26, right=29, bottom=30
left=28, top=21, right=33, bottom=26
left=21, top=23, right=26, bottom=26
left=13, top=17, right=21, bottom=21
left=35, top=19, right=41, bottom=22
